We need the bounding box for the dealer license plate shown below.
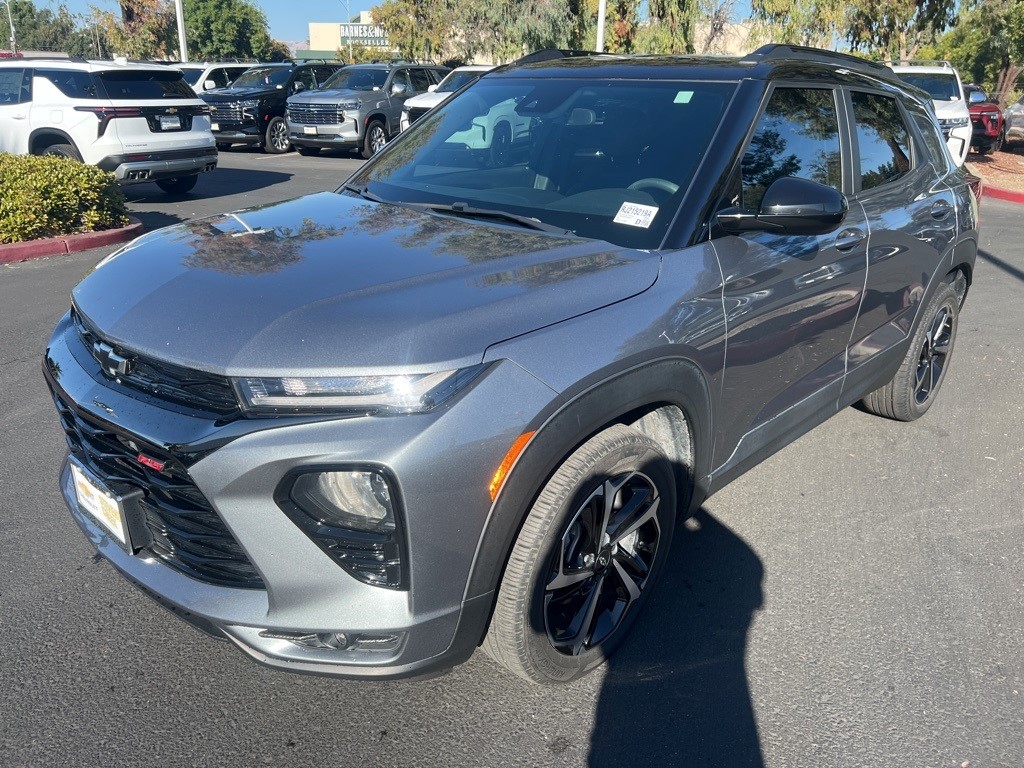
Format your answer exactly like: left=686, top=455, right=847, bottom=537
left=70, top=459, right=128, bottom=547
left=159, top=115, right=181, bottom=130
left=211, top=122, right=219, bottom=131
left=303, top=125, right=317, bottom=135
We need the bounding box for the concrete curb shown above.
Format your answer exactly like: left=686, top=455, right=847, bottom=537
left=0, top=217, right=143, bottom=265
left=982, top=183, right=1024, bottom=204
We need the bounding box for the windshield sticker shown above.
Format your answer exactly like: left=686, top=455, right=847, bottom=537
left=674, top=90, right=694, bottom=104
left=614, top=202, right=659, bottom=229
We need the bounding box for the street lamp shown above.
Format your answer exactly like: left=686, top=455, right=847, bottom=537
left=342, top=0, right=353, bottom=62
left=1, top=0, right=17, bottom=55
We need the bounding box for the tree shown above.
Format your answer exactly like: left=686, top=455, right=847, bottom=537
left=750, top=0, right=847, bottom=49
left=93, top=0, right=177, bottom=59
left=638, top=0, right=697, bottom=54
left=847, top=0, right=958, bottom=61
left=1, top=0, right=95, bottom=54
left=183, top=0, right=288, bottom=61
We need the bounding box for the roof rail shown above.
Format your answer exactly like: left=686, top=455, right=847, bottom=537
left=511, top=49, right=603, bottom=66
left=745, top=44, right=891, bottom=74
left=885, top=59, right=953, bottom=68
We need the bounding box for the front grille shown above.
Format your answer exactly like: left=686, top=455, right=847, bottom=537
left=288, top=104, right=344, bottom=125
left=73, top=311, right=240, bottom=418
left=54, top=393, right=264, bottom=589
left=407, top=107, right=430, bottom=125
left=209, top=102, right=244, bottom=122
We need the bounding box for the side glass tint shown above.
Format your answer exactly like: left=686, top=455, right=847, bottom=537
left=408, top=68, right=432, bottom=93
left=907, top=102, right=950, bottom=173
left=38, top=68, right=102, bottom=99
left=851, top=91, right=912, bottom=191
left=741, top=87, right=841, bottom=211
left=0, top=68, right=23, bottom=104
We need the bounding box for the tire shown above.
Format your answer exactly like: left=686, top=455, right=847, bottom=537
left=264, top=116, right=290, bottom=154
left=155, top=175, right=199, bottom=194
left=490, top=122, right=511, bottom=167
left=361, top=119, right=387, bottom=159
left=41, top=143, right=82, bottom=161
left=216, top=142, right=232, bottom=151
left=482, top=424, right=677, bottom=684
left=297, top=145, right=321, bottom=157
left=860, top=280, right=959, bottom=421
left=977, top=143, right=993, bottom=155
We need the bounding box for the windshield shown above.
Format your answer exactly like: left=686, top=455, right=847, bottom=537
left=898, top=73, right=960, bottom=101
left=231, top=67, right=292, bottom=89
left=178, top=67, right=205, bottom=86
left=321, top=68, right=388, bottom=91
left=350, top=78, right=735, bottom=249
left=437, top=70, right=485, bottom=94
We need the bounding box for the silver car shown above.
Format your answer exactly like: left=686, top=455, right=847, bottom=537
left=286, top=63, right=448, bottom=158
left=1004, top=95, right=1024, bottom=146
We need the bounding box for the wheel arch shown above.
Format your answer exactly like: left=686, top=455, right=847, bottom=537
left=463, top=357, right=714, bottom=608
left=29, top=128, right=80, bottom=155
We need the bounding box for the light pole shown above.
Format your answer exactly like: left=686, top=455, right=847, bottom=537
left=595, top=0, right=606, bottom=52
left=172, top=0, right=188, bottom=62
left=1, top=0, right=17, bottom=55
left=342, top=0, right=353, bottom=62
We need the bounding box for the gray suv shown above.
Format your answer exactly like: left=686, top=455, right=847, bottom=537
left=286, top=62, right=448, bottom=158
left=44, top=46, right=979, bottom=685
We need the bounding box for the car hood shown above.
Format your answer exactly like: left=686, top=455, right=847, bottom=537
left=201, top=87, right=278, bottom=102
left=404, top=92, right=447, bottom=110
left=289, top=88, right=373, bottom=105
left=932, top=99, right=969, bottom=119
left=72, top=192, right=661, bottom=376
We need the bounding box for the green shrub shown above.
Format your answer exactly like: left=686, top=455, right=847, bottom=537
left=0, top=153, right=130, bottom=244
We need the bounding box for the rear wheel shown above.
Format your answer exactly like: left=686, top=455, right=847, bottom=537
left=264, top=116, right=290, bottom=154
left=297, top=145, right=321, bottom=156
left=482, top=424, right=676, bottom=684
left=155, top=175, right=199, bottom=194
left=361, top=119, right=387, bottom=159
left=860, top=281, right=959, bottom=421
left=41, top=143, right=82, bottom=161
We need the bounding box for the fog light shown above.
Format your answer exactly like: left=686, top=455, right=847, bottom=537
left=279, top=469, right=407, bottom=589
left=291, top=471, right=394, bottom=533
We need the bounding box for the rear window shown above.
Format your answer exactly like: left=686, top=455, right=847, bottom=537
left=98, top=69, right=195, bottom=100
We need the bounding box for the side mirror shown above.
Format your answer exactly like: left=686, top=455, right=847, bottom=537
left=203, top=79, right=217, bottom=91
left=968, top=90, right=986, bottom=104
left=427, top=84, right=437, bottom=92
left=391, top=82, right=410, bottom=97
left=292, top=81, right=306, bottom=93
left=717, top=177, right=847, bottom=236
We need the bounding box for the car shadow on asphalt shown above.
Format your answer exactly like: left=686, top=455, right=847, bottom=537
left=589, top=507, right=765, bottom=767
left=977, top=248, right=1024, bottom=284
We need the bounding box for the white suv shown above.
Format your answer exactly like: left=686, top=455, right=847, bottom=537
left=891, top=62, right=971, bottom=166
left=176, top=62, right=256, bottom=94
left=0, top=58, right=217, bottom=194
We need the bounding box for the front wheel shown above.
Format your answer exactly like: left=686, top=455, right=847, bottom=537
left=482, top=424, right=676, bottom=684
left=264, top=116, right=290, bottom=154
left=361, top=120, right=387, bottom=159
left=155, top=175, right=199, bottom=194
left=860, top=280, right=959, bottom=421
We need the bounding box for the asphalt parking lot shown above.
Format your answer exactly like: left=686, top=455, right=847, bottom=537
left=1, top=154, right=1022, bottom=767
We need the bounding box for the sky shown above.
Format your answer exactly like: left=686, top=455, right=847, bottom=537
left=42, top=0, right=375, bottom=43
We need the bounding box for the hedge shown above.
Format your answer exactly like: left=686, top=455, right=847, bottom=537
left=0, top=153, right=130, bottom=244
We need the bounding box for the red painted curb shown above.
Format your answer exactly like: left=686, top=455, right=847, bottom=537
left=0, top=217, right=143, bottom=265
left=982, top=183, right=1024, bottom=204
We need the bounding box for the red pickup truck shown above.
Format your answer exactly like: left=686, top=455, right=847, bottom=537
left=966, top=85, right=1005, bottom=154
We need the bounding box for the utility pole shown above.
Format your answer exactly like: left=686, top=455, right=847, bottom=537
left=595, top=0, right=606, bottom=52
left=173, top=0, right=188, bottom=62
left=1, top=0, right=16, bottom=54
left=343, top=0, right=353, bottom=62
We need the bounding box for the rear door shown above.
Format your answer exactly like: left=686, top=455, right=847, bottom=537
left=711, top=84, right=868, bottom=469
left=384, top=68, right=414, bottom=133
left=841, top=88, right=957, bottom=388
left=0, top=67, right=30, bottom=152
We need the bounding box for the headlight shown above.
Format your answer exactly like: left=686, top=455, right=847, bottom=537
left=233, top=365, right=487, bottom=414
left=938, top=117, right=969, bottom=128
left=237, top=99, right=259, bottom=108
left=336, top=101, right=360, bottom=111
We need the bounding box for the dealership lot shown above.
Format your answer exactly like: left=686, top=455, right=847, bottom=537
left=1, top=154, right=1021, bottom=766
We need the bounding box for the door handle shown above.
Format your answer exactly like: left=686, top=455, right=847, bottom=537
left=834, top=228, right=866, bottom=252
left=12, top=113, right=26, bottom=120
left=930, top=200, right=953, bottom=220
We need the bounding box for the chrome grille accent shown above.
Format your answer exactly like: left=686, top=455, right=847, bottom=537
left=289, top=103, right=345, bottom=125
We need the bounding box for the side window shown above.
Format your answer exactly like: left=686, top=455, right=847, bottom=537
left=906, top=101, right=951, bottom=172
left=408, top=68, right=432, bottom=94
left=741, top=87, right=842, bottom=211
left=227, top=67, right=247, bottom=86
left=0, top=68, right=24, bottom=104
left=209, top=68, right=229, bottom=88
left=37, top=69, right=101, bottom=99
left=312, top=66, right=338, bottom=87
left=850, top=91, right=912, bottom=191
left=293, top=68, right=316, bottom=92
left=389, top=69, right=411, bottom=93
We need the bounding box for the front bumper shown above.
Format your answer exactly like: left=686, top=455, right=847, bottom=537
left=98, top=147, right=218, bottom=183
left=44, top=312, right=557, bottom=679
left=287, top=117, right=362, bottom=148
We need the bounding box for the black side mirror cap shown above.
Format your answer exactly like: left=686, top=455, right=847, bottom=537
left=717, top=176, right=848, bottom=236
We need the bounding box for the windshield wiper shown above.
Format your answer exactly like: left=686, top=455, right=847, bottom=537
left=339, top=182, right=388, bottom=204
left=415, top=202, right=575, bottom=236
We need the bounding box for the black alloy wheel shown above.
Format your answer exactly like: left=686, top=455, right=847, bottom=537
left=544, top=470, right=661, bottom=656
left=914, top=301, right=954, bottom=406
left=264, top=116, right=290, bottom=154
